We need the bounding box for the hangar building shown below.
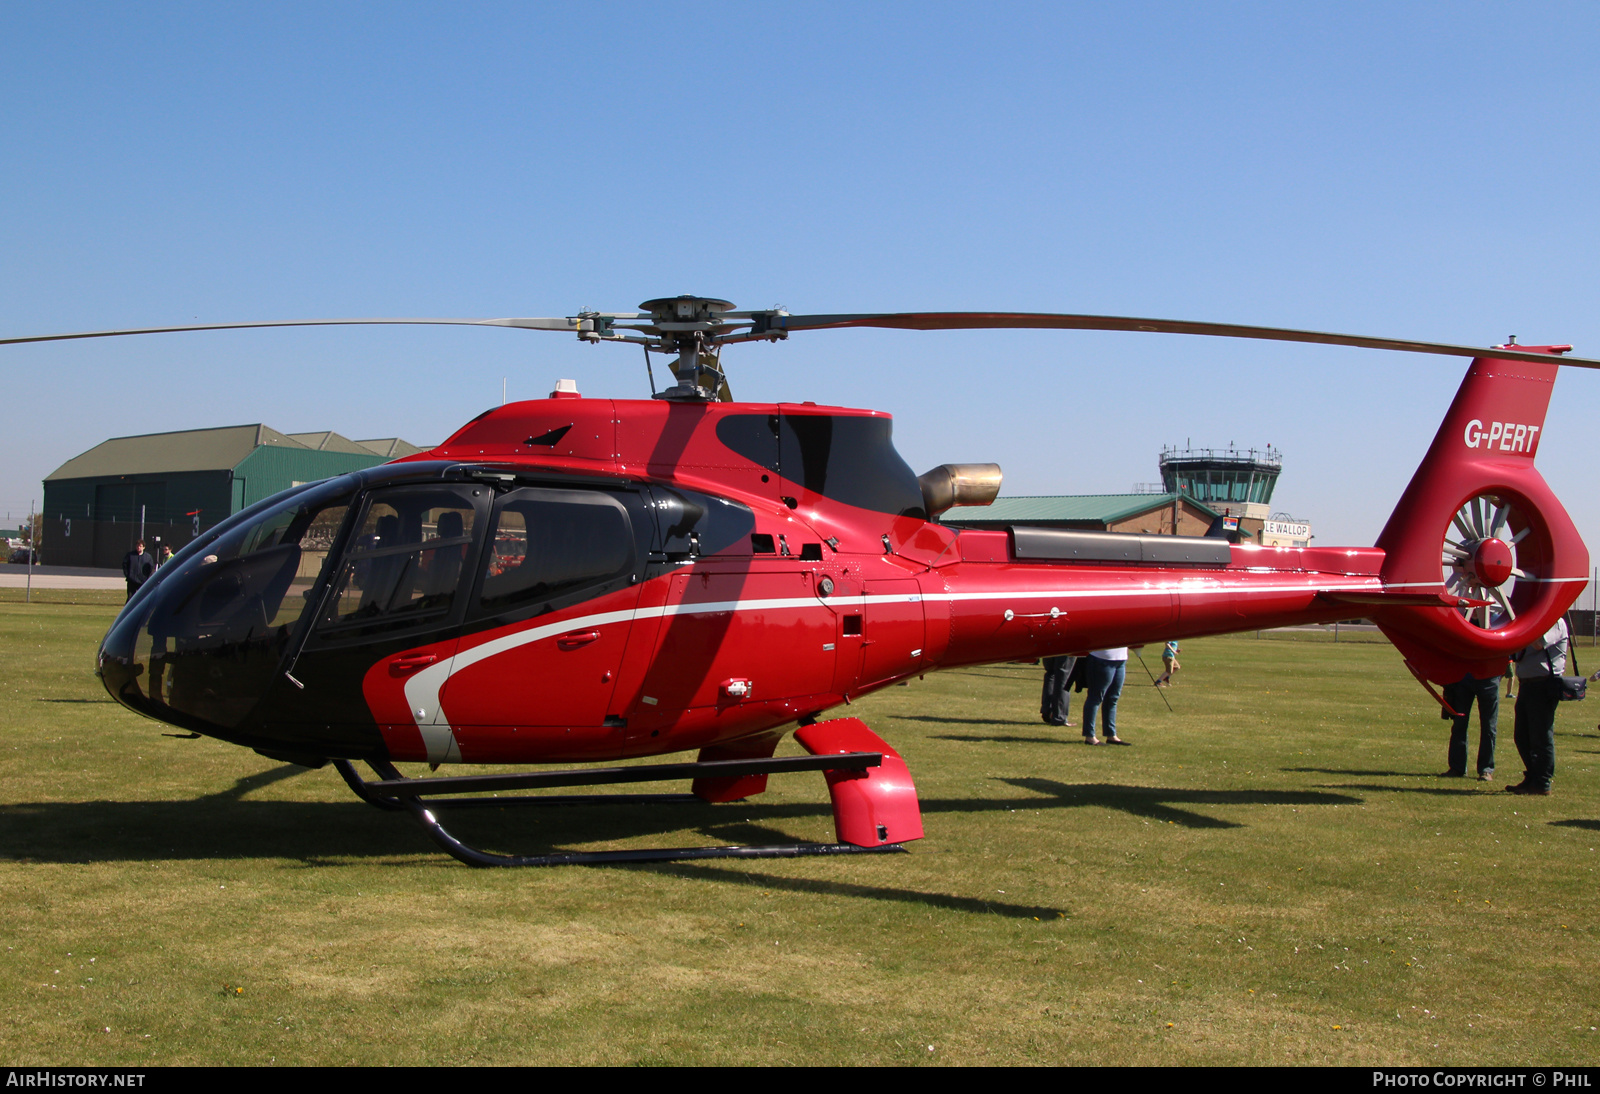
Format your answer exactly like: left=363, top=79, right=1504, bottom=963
left=42, top=425, right=424, bottom=568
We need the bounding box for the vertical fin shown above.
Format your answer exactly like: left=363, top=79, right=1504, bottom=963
left=1370, top=347, right=1587, bottom=683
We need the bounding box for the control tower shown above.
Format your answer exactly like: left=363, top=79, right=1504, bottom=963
left=1158, top=444, right=1282, bottom=538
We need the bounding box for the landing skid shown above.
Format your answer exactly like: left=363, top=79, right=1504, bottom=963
left=332, top=754, right=908, bottom=868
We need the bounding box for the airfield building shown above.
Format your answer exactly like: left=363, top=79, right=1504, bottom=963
left=941, top=492, right=1221, bottom=536
left=42, top=424, right=424, bottom=568
left=942, top=443, right=1313, bottom=545
left=1157, top=444, right=1283, bottom=540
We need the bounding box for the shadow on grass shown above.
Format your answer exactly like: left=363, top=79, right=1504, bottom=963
left=634, top=861, right=1066, bottom=920
left=1299, top=780, right=1484, bottom=799
left=989, top=777, right=1360, bottom=829
left=0, top=766, right=1075, bottom=918
left=1282, top=767, right=1423, bottom=777
left=939, top=669, right=1034, bottom=681
left=898, top=715, right=1042, bottom=728
left=0, top=764, right=1361, bottom=865
left=200, top=763, right=311, bottom=801
left=930, top=733, right=1078, bottom=746
left=1550, top=819, right=1600, bottom=832
left=1285, top=768, right=1510, bottom=796
left=1297, top=780, right=1490, bottom=796
left=34, top=698, right=115, bottom=704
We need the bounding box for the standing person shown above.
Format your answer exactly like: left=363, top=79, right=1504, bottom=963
left=1507, top=617, right=1569, bottom=796
left=1155, top=640, right=1180, bottom=686
left=1083, top=647, right=1130, bottom=745
left=122, top=539, right=154, bottom=601
left=156, top=543, right=174, bottom=568
left=1439, top=673, right=1498, bottom=781
left=1040, top=655, right=1076, bottom=727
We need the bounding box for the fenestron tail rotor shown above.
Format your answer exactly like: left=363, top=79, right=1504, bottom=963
left=7, top=299, right=1600, bottom=404
left=1441, top=493, right=1539, bottom=631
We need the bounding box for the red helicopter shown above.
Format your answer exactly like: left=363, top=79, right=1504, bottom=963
left=9, top=298, right=1594, bottom=865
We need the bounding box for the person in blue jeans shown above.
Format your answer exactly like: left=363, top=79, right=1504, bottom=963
left=1083, top=647, right=1130, bottom=745
left=1440, top=673, right=1498, bottom=780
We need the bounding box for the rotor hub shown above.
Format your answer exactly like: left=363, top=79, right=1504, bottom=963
left=637, top=296, right=735, bottom=324
left=634, top=297, right=741, bottom=402
left=1441, top=493, right=1532, bottom=631
left=1471, top=537, right=1514, bottom=587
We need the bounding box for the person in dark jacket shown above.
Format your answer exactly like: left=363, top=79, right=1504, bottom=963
left=122, top=540, right=154, bottom=601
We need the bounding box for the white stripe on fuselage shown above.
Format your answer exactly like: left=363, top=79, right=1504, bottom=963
left=1387, top=577, right=1586, bottom=589
left=403, top=571, right=1580, bottom=763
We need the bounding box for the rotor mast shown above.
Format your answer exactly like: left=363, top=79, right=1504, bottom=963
left=574, top=296, right=787, bottom=401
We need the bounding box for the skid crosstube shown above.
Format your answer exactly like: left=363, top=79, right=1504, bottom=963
left=332, top=751, right=909, bottom=868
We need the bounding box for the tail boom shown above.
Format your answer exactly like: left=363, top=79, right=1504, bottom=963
left=929, top=543, right=1400, bottom=669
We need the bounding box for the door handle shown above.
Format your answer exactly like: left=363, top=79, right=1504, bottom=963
left=557, top=630, right=602, bottom=651
left=390, top=653, right=439, bottom=677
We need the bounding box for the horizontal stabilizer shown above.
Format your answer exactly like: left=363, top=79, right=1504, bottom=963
left=1319, top=590, right=1489, bottom=609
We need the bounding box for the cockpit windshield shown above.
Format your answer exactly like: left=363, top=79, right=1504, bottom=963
left=100, top=477, right=358, bottom=729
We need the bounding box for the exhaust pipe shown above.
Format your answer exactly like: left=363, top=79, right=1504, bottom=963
left=919, top=463, right=1003, bottom=517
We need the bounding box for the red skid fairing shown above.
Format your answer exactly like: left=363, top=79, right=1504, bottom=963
left=796, top=717, right=924, bottom=846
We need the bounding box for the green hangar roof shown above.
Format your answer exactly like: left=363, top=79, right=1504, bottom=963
left=41, top=423, right=429, bottom=568
left=354, top=437, right=425, bottom=459
left=46, top=424, right=314, bottom=480
left=286, top=431, right=377, bottom=455
left=47, top=424, right=429, bottom=482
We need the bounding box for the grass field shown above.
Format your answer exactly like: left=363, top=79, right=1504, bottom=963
left=1, top=597, right=1597, bottom=1066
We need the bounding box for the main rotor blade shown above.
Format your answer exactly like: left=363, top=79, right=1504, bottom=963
left=770, top=311, right=1600, bottom=369
left=12, top=308, right=1597, bottom=371
left=0, top=316, right=579, bottom=346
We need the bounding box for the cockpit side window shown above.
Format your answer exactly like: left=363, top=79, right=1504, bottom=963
left=475, top=488, right=634, bottom=618
left=316, top=486, right=483, bottom=638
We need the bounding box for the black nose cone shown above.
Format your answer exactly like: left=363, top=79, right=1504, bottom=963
left=99, top=595, right=164, bottom=719
left=98, top=648, right=142, bottom=706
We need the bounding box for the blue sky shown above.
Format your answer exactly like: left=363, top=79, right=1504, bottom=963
left=2, top=2, right=1597, bottom=599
